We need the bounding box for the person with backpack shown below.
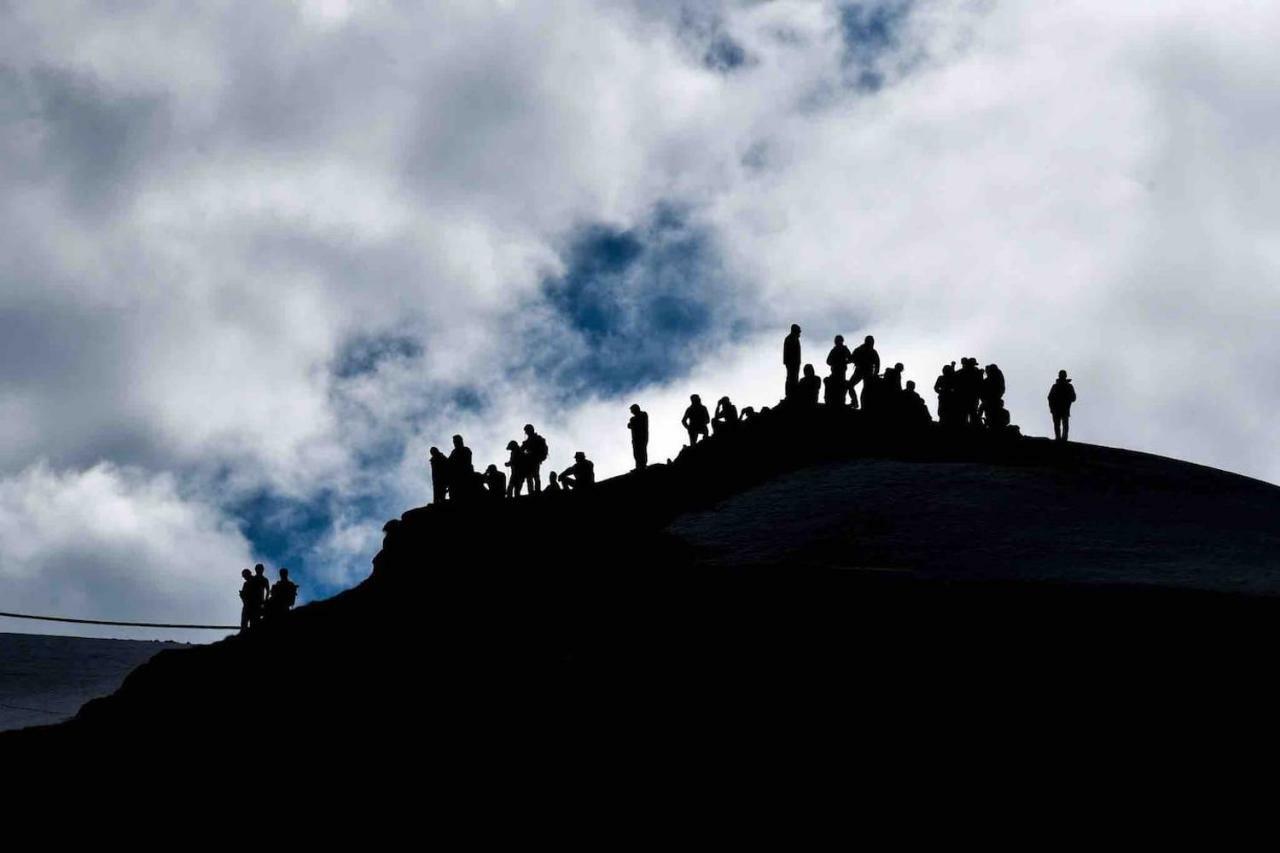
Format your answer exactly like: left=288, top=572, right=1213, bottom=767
left=521, top=424, right=549, bottom=493
left=266, top=568, right=299, bottom=621
left=1048, top=370, right=1077, bottom=441
left=682, top=394, right=710, bottom=446
left=504, top=440, right=528, bottom=497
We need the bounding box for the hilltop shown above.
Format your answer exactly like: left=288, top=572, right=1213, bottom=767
left=7, top=403, right=1280, bottom=762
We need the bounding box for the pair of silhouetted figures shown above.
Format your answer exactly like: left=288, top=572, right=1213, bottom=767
left=932, top=357, right=1010, bottom=431
left=239, top=563, right=298, bottom=630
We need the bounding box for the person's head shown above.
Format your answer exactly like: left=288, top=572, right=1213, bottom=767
left=485, top=464, right=497, bottom=474
left=906, top=380, right=916, bottom=392
left=943, top=364, right=954, bottom=375
left=630, top=404, right=641, bottom=414
left=803, top=363, right=815, bottom=376
left=548, top=471, right=558, bottom=483
left=691, top=394, right=701, bottom=404
left=255, top=563, right=265, bottom=575
left=430, top=446, right=443, bottom=459
left=507, top=440, right=519, bottom=451
left=574, top=451, right=586, bottom=461
left=894, top=362, right=904, bottom=372
left=524, top=424, right=535, bottom=436
left=280, top=568, right=289, bottom=580
left=242, top=569, right=252, bottom=580
left=865, top=335, right=874, bottom=345
left=987, top=363, right=998, bottom=371
left=790, top=324, right=801, bottom=335
left=1058, top=369, right=1068, bottom=380
left=719, top=396, right=730, bottom=405
left=453, top=434, right=464, bottom=448
left=834, top=335, right=844, bottom=345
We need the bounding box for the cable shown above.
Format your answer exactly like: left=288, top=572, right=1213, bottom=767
left=0, top=611, right=238, bottom=630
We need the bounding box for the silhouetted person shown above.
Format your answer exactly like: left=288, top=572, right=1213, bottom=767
left=957, top=358, right=983, bottom=425
left=850, top=335, right=879, bottom=407
left=682, top=394, right=710, bottom=446
left=783, top=324, right=802, bottom=399
left=983, top=363, right=1006, bottom=402
left=448, top=435, right=477, bottom=501
left=266, top=568, right=299, bottom=621
left=239, top=569, right=257, bottom=631
left=885, top=363, right=904, bottom=394
left=904, top=380, right=931, bottom=423
left=979, top=363, right=1007, bottom=430
left=823, top=374, right=843, bottom=406
left=628, top=404, right=649, bottom=470
left=504, top=440, right=528, bottom=497
left=429, top=446, right=450, bottom=503
left=934, top=363, right=958, bottom=426
left=826, top=335, right=852, bottom=405
left=798, top=364, right=821, bottom=406
left=545, top=471, right=562, bottom=493
left=521, top=424, right=548, bottom=493
left=740, top=406, right=757, bottom=422
left=484, top=464, right=506, bottom=499
left=712, top=396, right=739, bottom=434
left=248, top=563, right=270, bottom=626
left=1048, top=369, right=1076, bottom=441
left=560, top=452, right=595, bottom=491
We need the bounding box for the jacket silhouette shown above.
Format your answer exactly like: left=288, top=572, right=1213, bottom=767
left=560, top=452, right=595, bottom=490
left=1048, top=371, right=1076, bottom=441
left=682, top=395, right=711, bottom=445
left=783, top=325, right=802, bottom=398
left=628, top=405, right=649, bottom=470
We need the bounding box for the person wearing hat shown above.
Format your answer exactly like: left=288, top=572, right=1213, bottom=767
left=1048, top=369, right=1076, bottom=441
left=560, top=452, right=595, bottom=491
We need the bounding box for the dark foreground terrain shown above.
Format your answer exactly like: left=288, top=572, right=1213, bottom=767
left=6, top=404, right=1280, bottom=771
left=0, top=633, right=184, bottom=731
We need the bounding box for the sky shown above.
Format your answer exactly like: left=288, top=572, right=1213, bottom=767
left=1, top=0, right=1278, bottom=640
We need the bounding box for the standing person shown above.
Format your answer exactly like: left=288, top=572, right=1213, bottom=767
left=239, top=569, right=256, bottom=631
left=682, top=394, right=710, bottom=446
left=850, top=335, right=880, bottom=407
left=783, top=324, right=802, bottom=399
left=1048, top=369, right=1076, bottom=441
left=560, top=452, right=595, bottom=491
left=521, top=424, right=549, bottom=493
left=934, top=363, right=957, bottom=425
left=249, top=564, right=270, bottom=627
left=628, top=404, right=649, bottom=471
left=449, top=434, right=475, bottom=501
left=429, top=446, right=449, bottom=504
left=266, top=568, right=299, bottom=621
left=504, top=440, right=527, bottom=497
left=826, top=335, right=852, bottom=405
left=957, top=358, right=983, bottom=426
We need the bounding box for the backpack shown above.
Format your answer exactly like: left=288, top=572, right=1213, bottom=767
left=529, top=434, right=548, bottom=462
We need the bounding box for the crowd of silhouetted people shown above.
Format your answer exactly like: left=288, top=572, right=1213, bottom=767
left=424, top=324, right=1078, bottom=509
left=238, top=563, right=299, bottom=631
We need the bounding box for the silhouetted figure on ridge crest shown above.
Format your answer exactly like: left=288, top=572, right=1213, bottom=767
left=484, top=464, right=506, bottom=499
left=545, top=470, right=562, bottom=493
left=904, top=380, right=931, bottom=423
left=957, top=358, right=983, bottom=426
left=682, top=394, right=710, bottom=446
left=826, top=335, right=852, bottom=406
left=429, top=446, right=449, bottom=504
left=1049, top=369, right=1076, bottom=441
left=713, top=396, right=739, bottom=435
left=628, top=404, right=649, bottom=470
left=850, top=335, right=879, bottom=407
left=934, top=362, right=958, bottom=426
left=521, top=424, right=548, bottom=493
left=266, top=567, right=298, bottom=621
left=504, top=440, right=529, bottom=497
left=239, top=569, right=257, bottom=631
left=560, top=452, right=595, bottom=491
left=783, top=324, right=802, bottom=399
left=448, top=434, right=479, bottom=502
left=798, top=364, right=821, bottom=406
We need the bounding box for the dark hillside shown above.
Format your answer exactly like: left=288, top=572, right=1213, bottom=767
left=7, top=404, right=1280, bottom=762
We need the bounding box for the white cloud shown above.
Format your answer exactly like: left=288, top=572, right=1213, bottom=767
left=0, top=463, right=254, bottom=641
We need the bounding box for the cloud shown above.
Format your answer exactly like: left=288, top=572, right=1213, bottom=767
left=0, top=463, right=253, bottom=641
left=1, top=0, right=1279, bottom=636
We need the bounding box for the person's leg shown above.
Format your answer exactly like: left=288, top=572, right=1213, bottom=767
left=1062, top=413, right=1070, bottom=441
left=687, top=428, right=698, bottom=446
left=1052, top=413, right=1062, bottom=440
left=530, top=465, right=541, bottom=493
